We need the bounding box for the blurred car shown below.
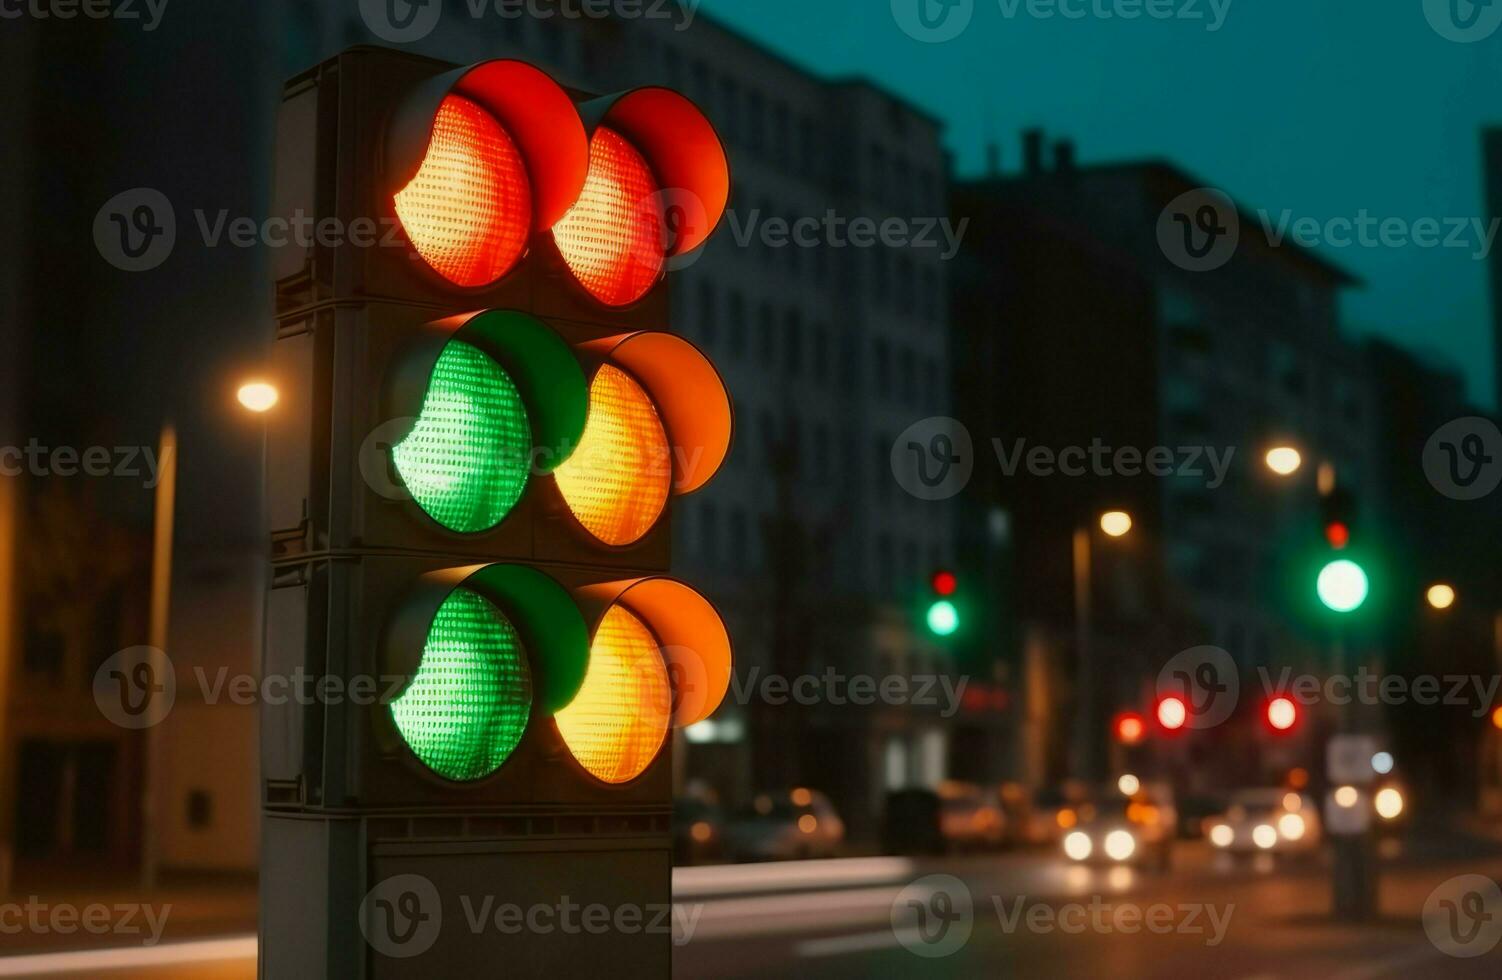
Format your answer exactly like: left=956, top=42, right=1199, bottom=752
left=1060, top=782, right=1176, bottom=870
left=1026, top=783, right=1092, bottom=845
left=1176, top=793, right=1228, bottom=839
left=937, top=781, right=1006, bottom=851
left=883, top=789, right=943, bottom=855
left=673, top=798, right=724, bottom=865
left=1205, top=789, right=1321, bottom=858
left=724, top=788, right=845, bottom=861
left=1372, top=781, right=1408, bottom=835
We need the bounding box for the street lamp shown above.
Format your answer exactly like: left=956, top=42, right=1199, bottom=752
left=1074, top=510, right=1133, bottom=780
left=237, top=380, right=279, bottom=413
left=1099, top=511, right=1132, bottom=538
left=1426, top=583, right=1456, bottom=611
left=1265, top=446, right=1302, bottom=477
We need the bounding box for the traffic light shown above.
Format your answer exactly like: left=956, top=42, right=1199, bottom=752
left=1265, top=696, right=1298, bottom=732
left=1156, top=695, right=1187, bottom=732
left=925, top=569, right=961, bottom=637
left=1321, top=484, right=1355, bottom=550
left=1317, top=558, right=1369, bottom=613
left=261, top=48, right=732, bottom=976
left=1113, top=711, right=1147, bottom=745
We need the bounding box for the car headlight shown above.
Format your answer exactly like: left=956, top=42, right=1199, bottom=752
left=1063, top=831, right=1093, bottom=861
left=1375, top=787, right=1404, bottom=820
left=1252, top=824, right=1278, bottom=849
left=1209, top=824, right=1234, bottom=848
left=1103, top=830, right=1136, bottom=862
left=1277, top=813, right=1306, bottom=841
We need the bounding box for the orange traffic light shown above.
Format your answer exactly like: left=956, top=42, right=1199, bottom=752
left=1115, top=712, right=1147, bottom=745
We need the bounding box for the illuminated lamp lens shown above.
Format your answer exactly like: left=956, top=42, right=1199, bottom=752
left=394, top=94, right=532, bottom=288
left=551, top=127, right=665, bottom=307
left=553, top=364, right=670, bottom=546
left=390, top=588, right=533, bottom=782
left=556, top=605, right=670, bottom=784
left=392, top=341, right=531, bottom=533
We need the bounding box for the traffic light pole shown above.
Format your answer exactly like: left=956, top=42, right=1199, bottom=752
left=1072, top=526, right=1101, bottom=782
left=1329, top=633, right=1376, bottom=921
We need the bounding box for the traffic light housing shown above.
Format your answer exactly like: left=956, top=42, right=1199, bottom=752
left=1321, top=485, right=1356, bottom=550
left=924, top=569, right=961, bottom=637
left=261, top=47, right=732, bottom=977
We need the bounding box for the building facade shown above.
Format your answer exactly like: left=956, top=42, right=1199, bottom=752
left=953, top=133, right=1375, bottom=789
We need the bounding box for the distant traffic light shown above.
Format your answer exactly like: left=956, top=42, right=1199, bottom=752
left=925, top=570, right=960, bottom=637
left=1317, top=558, right=1369, bottom=613
left=1321, top=485, right=1356, bottom=550
left=1114, top=711, right=1147, bottom=745
left=1266, top=697, right=1298, bottom=732
left=1156, top=696, right=1187, bottom=731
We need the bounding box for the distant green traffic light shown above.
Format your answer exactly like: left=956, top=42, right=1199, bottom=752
left=1317, top=559, right=1368, bottom=613
left=926, top=599, right=959, bottom=636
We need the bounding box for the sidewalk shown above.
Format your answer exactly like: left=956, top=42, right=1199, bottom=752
left=0, top=870, right=257, bottom=957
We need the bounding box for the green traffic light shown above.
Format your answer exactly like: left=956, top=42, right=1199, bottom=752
left=392, top=340, right=532, bottom=533
left=1317, top=558, right=1369, bottom=613
left=927, top=599, right=959, bottom=636
left=389, top=587, right=533, bottom=781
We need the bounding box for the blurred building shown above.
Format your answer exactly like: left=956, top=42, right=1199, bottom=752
left=1363, top=339, right=1502, bottom=810
left=1485, top=126, right=1502, bottom=407
left=953, top=133, right=1374, bottom=790
left=0, top=5, right=278, bottom=885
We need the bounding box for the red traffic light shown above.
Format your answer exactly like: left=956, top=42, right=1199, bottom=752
left=1156, top=696, right=1187, bottom=731
left=386, top=60, right=590, bottom=289
left=554, top=87, right=729, bottom=307
left=1114, top=711, right=1146, bottom=745
left=1266, top=697, right=1298, bottom=732
left=931, top=570, right=958, bottom=596
left=1324, top=520, right=1350, bottom=550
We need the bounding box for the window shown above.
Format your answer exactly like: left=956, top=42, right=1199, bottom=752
left=773, top=102, right=791, bottom=167
left=718, top=77, right=739, bottom=143
left=729, top=290, right=747, bottom=357
left=730, top=508, right=748, bottom=563
left=758, top=303, right=776, bottom=366
left=870, top=144, right=887, bottom=201
left=875, top=338, right=891, bottom=392
left=875, top=434, right=891, bottom=497
left=748, top=91, right=766, bottom=155
left=783, top=310, right=802, bottom=376
left=700, top=502, right=719, bottom=562
left=698, top=280, right=717, bottom=346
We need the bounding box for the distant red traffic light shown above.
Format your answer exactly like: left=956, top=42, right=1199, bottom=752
left=1114, top=712, right=1146, bottom=745
left=1267, top=697, right=1298, bottom=732
left=1156, top=696, right=1187, bottom=731
left=1324, top=520, right=1350, bottom=550
left=931, top=570, right=958, bottom=596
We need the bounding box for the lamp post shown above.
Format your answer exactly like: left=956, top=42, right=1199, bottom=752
left=1074, top=511, right=1132, bottom=782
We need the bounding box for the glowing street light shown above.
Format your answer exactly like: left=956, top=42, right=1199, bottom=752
left=1265, top=446, right=1302, bottom=476
left=1426, top=583, right=1456, bottom=610
left=237, top=381, right=279, bottom=413
left=1099, top=511, right=1133, bottom=538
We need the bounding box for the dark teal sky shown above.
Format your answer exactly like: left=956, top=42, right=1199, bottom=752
left=700, top=0, right=1502, bottom=407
